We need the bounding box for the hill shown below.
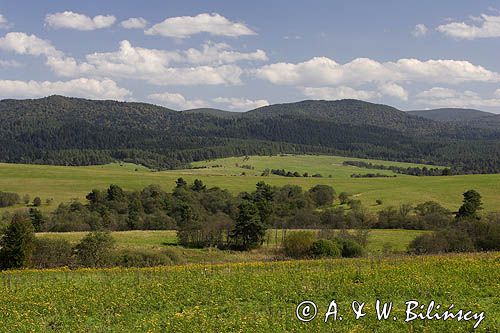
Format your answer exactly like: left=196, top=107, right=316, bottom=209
left=182, top=108, right=242, bottom=118
left=407, top=108, right=495, bottom=122
left=0, top=96, right=499, bottom=173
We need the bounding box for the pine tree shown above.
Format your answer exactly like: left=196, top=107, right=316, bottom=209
left=0, top=214, right=35, bottom=269
left=230, top=200, right=266, bottom=250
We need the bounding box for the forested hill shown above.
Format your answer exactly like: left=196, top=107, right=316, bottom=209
left=407, top=108, right=495, bottom=122
left=0, top=96, right=499, bottom=173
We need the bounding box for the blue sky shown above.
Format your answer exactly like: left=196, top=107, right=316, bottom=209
left=1, top=0, right=500, bottom=112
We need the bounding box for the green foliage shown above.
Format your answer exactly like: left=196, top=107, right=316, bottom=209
left=230, top=200, right=266, bottom=250
left=74, top=231, right=115, bottom=268
left=456, top=189, right=483, bottom=220
left=32, top=197, right=42, bottom=207
left=0, top=191, right=20, bottom=208
left=0, top=213, right=35, bottom=269
left=308, top=184, right=336, bottom=206
left=310, top=239, right=341, bottom=258
left=334, top=238, right=364, bottom=258
left=31, top=238, right=73, bottom=268
left=283, top=231, right=316, bottom=258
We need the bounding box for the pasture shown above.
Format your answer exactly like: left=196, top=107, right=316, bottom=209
left=0, top=154, right=499, bottom=213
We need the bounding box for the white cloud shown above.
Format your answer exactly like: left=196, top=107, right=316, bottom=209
left=148, top=92, right=207, bottom=109
left=495, top=89, right=500, bottom=98
left=45, top=11, right=116, bottom=31
left=213, top=97, right=269, bottom=110
left=255, top=56, right=500, bottom=86
left=415, top=87, right=500, bottom=108
left=184, top=41, right=267, bottom=65
left=0, top=78, right=131, bottom=100
left=412, top=24, right=428, bottom=37
left=0, top=32, right=62, bottom=57
left=145, top=13, right=256, bottom=39
left=437, top=14, right=500, bottom=39
left=300, top=86, right=380, bottom=101
left=0, top=14, right=9, bottom=29
left=378, top=82, right=408, bottom=100
left=121, top=17, right=148, bottom=29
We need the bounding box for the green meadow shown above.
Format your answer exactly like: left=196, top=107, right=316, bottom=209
left=0, top=252, right=498, bottom=332
left=1, top=154, right=499, bottom=214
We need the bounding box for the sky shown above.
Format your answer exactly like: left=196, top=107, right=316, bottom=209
left=0, top=0, right=500, bottom=112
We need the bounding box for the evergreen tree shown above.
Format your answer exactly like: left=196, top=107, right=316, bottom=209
left=0, top=213, right=35, bottom=269
left=456, top=190, right=483, bottom=220
left=230, top=200, right=266, bottom=250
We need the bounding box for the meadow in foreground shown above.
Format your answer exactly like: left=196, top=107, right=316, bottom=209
left=0, top=252, right=498, bottom=332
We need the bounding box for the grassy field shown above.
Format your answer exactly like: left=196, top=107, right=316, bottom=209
left=0, top=252, right=497, bottom=332
left=36, top=229, right=428, bottom=258
left=1, top=154, right=499, bottom=214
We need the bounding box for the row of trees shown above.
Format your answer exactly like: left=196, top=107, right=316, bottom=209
left=342, top=161, right=453, bottom=176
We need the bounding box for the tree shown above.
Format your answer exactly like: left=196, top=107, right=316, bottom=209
left=32, top=197, right=42, bottom=207
left=0, top=213, right=35, bottom=269
left=253, top=181, right=274, bottom=225
left=175, top=177, right=187, bottom=188
left=106, top=184, right=125, bottom=201
left=309, top=185, right=335, bottom=207
left=456, top=190, right=483, bottom=220
left=190, top=179, right=206, bottom=192
left=230, top=201, right=266, bottom=250
left=29, top=208, right=45, bottom=232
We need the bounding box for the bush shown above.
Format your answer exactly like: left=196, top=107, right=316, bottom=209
left=74, top=231, right=115, bottom=267
left=0, top=191, right=20, bottom=208
left=335, top=238, right=364, bottom=257
left=308, top=185, right=335, bottom=207
left=32, top=197, right=42, bottom=207
left=409, top=229, right=475, bottom=254
left=310, top=239, right=341, bottom=258
left=114, top=250, right=172, bottom=267
left=283, top=231, right=316, bottom=258
left=31, top=238, right=73, bottom=268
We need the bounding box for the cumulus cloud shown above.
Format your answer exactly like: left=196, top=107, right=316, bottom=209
left=145, top=13, right=256, bottom=39
left=0, top=32, right=62, bottom=57
left=45, top=11, right=116, bottom=31
left=255, top=56, right=500, bottom=86
left=378, top=82, right=409, bottom=100
left=148, top=92, right=207, bottom=109
left=184, top=41, right=267, bottom=65
left=415, top=87, right=500, bottom=108
left=213, top=97, right=269, bottom=110
left=412, top=24, right=428, bottom=37
left=300, top=86, right=380, bottom=101
left=0, top=78, right=131, bottom=100
left=120, top=17, right=148, bottom=29
left=0, top=33, right=255, bottom=86
left=437, top=14, right=500, bottom=39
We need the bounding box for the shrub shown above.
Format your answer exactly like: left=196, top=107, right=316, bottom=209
left=31, top=238, right=73, bottom=268
left=0, top=191, right=20, bottom=208
left=283, top=231, right=316, bottom=258
left=310, top=239, right=341, bottom=258
left=408, top=228, right=475, bottom=254
left=114, top=250, right=172, bottom=268
left=334, top=238, right=364, bottom=257
left=32, top=197, right=42, bottom=207
left=308, top=185, right=336, bottom=207
left=74, top=231, right=115, bottom=267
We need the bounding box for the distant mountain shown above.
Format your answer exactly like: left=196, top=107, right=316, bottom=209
left=0, top=96, right=499, bottom=173
left=408, top=108, right=495, bottom=122
left=182, top=108, right=241, bottom=118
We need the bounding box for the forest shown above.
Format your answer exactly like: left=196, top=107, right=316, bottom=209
left=1, top=96, right=500, bottom=173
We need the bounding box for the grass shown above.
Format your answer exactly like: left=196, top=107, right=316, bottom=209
left=1, top=154, right=499, bottom=214
left=0, top=252, right=498, bottom=332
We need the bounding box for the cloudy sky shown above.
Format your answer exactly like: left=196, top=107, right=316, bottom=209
left=1, top=0, right=500, bottom=112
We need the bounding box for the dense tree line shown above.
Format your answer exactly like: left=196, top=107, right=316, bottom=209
left=1, top=96, right=500, bottom=173
left=343, top=161, right=452, bottom=176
